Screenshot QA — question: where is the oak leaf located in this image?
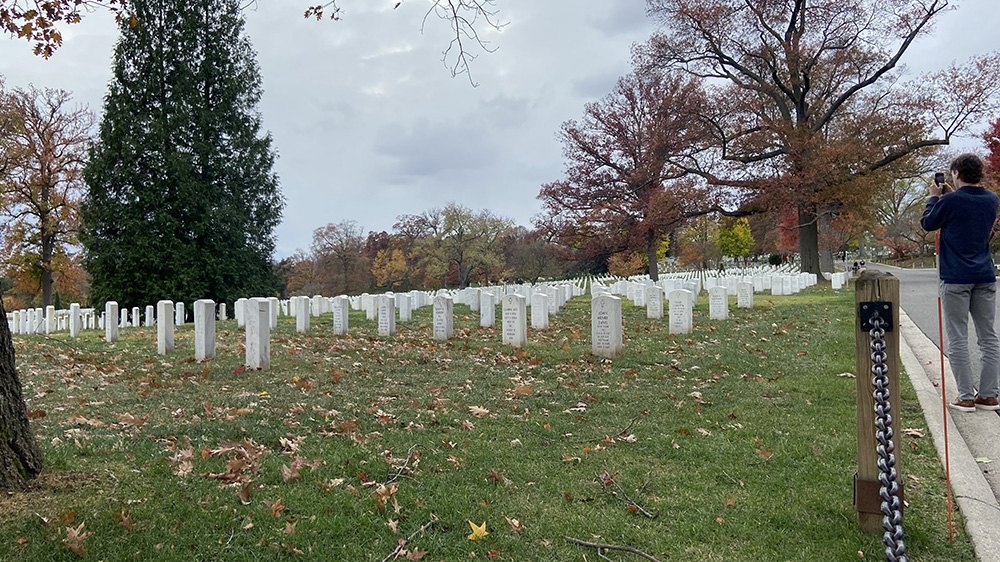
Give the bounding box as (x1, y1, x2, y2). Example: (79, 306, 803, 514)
(62, 522, 88, 556)
(115, 413, 146, 427)
(263, 498, 285, 518)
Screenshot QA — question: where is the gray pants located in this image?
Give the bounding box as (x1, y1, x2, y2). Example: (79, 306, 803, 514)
(941, 282, 1000, 400)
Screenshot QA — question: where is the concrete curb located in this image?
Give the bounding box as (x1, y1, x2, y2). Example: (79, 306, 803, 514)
(898, 308, 1000, 560)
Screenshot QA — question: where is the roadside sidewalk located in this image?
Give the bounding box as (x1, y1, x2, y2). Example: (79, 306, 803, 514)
(899, 308, 1000, 560)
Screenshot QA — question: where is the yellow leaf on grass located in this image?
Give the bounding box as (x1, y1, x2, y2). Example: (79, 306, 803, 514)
(468, 520, 489, 540)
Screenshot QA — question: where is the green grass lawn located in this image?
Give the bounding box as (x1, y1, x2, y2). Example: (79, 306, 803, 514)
(1, 284, 975, 561)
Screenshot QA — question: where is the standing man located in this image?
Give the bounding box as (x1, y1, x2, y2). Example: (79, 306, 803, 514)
(921, 153, 1000, 411)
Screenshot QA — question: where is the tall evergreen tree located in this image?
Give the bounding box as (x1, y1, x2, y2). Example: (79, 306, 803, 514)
(81, 0, 283, 309)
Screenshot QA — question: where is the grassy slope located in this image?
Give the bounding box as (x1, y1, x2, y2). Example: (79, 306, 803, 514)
(0, 284, 975, 561)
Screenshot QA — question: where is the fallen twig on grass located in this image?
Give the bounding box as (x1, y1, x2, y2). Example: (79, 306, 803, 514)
(563, 416, 640, 444)
(594, 471, 658, 518)
(383, 444, 420, 486)
(563, 535, 662, 562)
(379, 514, 438, 562)
(615, 416, 638, 438)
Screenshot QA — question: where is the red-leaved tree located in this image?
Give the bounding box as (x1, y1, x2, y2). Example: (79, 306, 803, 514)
(640, 0, 1000, 274)
(538, 70, 711, 281)
(984, 118, 1000, 189)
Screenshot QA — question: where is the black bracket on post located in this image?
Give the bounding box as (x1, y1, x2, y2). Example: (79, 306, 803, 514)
(859, 301, 893, 332)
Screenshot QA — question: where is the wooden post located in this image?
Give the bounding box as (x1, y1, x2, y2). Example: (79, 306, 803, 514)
(854, 270, 901, 531)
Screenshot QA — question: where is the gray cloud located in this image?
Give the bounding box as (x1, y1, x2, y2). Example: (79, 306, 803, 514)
(1, 0, 996, 258)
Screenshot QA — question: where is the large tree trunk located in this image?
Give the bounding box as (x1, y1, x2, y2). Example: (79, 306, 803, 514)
(646, 231, 659, 282)
(0, 298, 44, 490)
(818, 207, 835, 274)
(40, 271, 52, 308)
(798, 209, 821, 275)
(40, 191, 54, 308)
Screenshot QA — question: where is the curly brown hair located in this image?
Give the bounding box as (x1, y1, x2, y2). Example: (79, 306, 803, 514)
(950, 153, 985, 184)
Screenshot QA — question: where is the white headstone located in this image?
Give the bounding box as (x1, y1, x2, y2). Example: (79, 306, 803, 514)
(737, 281, 754, 309)
(245, 298, 270, 370)
(45, 305, 55, 334)
(546, 287, 558, 313)
(633, 283, 646, 307)
(268, 297, 279, 329)
(645, 285, 663, 319)
(668, 290, 693, 334)
(105, 301, 119, 343)
(684, 281, 700, 306)
(194, 299, 216, 361)
(530, 292, 549, 329)
(175, 302, 185, 325)
(771, 276, 784, 296)
(432, 295, 454, 340)
(332, 296, 349, 336)
(69, 303, 81, 338)
(157, 300, 174, 354)
(480, 291, 495, 328)
(145, 305, 155, 327)
(218, 303, 227, 320)
(119, 308, 128, 328)
(467, 288, 481, 312)
(501, 294, 527, 347)
(295, 295, 310, 333)
(362, 293, 376, 320)
(591, 294, 623, 358)
(377, 295, 397, 337)
(398, 294, 412, 322)
(235, 298, 247, 327)
(708, 286, 729, 320)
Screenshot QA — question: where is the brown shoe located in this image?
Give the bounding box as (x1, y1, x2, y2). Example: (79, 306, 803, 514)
(950, 398, 976, 412)
(975, 395, 1000, 411)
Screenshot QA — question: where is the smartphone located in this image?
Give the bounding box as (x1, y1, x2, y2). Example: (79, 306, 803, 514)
(935, 172, 945, 184)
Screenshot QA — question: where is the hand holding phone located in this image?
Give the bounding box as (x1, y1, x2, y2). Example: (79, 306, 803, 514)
(932, 172, 950, 196)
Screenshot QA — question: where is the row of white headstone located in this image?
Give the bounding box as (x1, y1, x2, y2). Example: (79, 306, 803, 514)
(95, 280, 588, 370)
(7, 304, 95, 336)
(585, 269, 834, 358)
(5, 298, 230, 338)
(7, 269, 841, 367)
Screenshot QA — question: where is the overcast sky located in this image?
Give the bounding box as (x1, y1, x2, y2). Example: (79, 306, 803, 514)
(2, 0, 998, 259)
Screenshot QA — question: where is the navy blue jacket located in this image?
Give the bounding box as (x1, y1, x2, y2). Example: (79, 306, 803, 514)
(920, 185, 999, 284)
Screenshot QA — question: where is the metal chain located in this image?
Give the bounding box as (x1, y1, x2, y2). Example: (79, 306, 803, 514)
(869, 312, 907, 562)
